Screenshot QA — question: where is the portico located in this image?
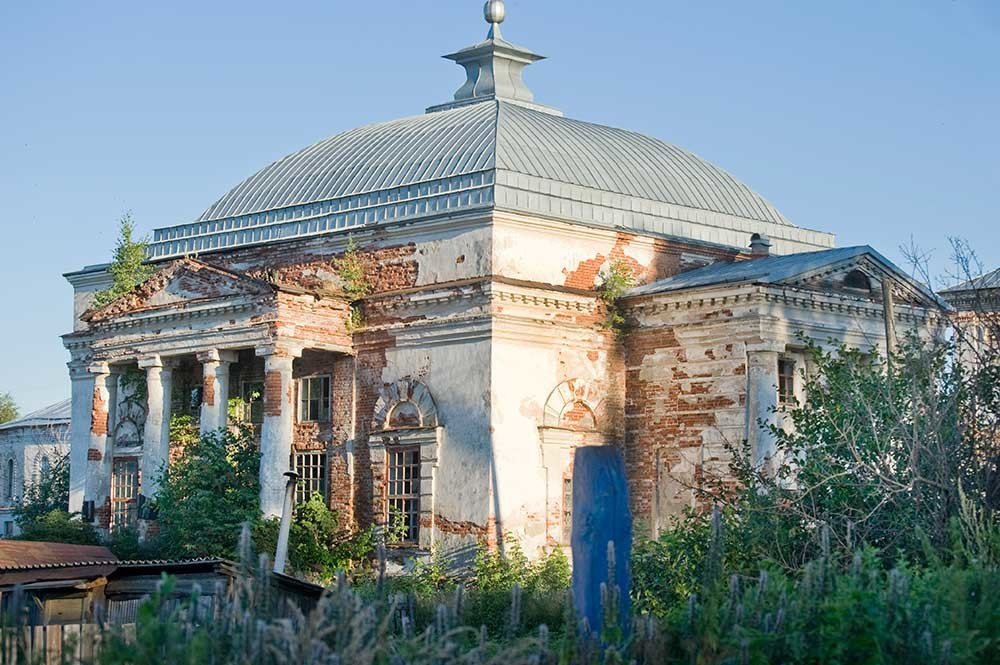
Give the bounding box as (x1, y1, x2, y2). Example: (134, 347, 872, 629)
(62, 258, 353, 532)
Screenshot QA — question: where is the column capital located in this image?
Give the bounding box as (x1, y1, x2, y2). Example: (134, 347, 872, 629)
(87, 361, 111, 376)
(255, 343, 304, 359)
(137, 355, 163, 370)
(745, 340, 785, 355)
(196, 349, 239, 364)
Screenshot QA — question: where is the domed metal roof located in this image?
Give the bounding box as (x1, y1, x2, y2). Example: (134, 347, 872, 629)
(148, 3, 833, 259)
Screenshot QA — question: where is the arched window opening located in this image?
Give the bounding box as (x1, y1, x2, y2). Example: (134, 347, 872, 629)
(5, 459, 13, 500)
(844, 269, 872, 293)
(40, 456, 51, 481)
(388, 401, 421, 429)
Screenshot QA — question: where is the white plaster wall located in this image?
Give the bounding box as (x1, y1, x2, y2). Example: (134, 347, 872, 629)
(489, 324, 615, 555)
(380, 333, 493, 559)
(492, 213, 658, 287)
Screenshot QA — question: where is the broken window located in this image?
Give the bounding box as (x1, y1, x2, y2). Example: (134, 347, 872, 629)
(293, 451, 328, 505)
(111, 458, 139, 530)
(299, 376, 331, 423)
(778, 358, 797, 406)
(386, 446, 420, 543)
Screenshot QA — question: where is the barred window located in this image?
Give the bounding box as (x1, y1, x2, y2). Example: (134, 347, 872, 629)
(386, 447, 420, 543)
(111, 458, 139, 530)
(778, 358, 796, 406)
(562, 476, 573, 544)
(299, 376, 331, 422)
(293, 451, 327, 505)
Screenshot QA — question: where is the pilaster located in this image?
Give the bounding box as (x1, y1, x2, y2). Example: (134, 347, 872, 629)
(745, 340, 784, 473)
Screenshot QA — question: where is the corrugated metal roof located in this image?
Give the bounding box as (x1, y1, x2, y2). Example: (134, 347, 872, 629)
(0, 399, 71, 431)
(193, 100, 788, 227)
(496, 103, 788, 225)
(627, 246, 868, 296)
(940, 267, 1000, 293)
(196, 102, 498, 223)
(0, 542, 116, 569)
(626, 245, 948, 309)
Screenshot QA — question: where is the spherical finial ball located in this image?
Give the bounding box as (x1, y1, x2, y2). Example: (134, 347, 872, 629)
(484, 0, 506, 25)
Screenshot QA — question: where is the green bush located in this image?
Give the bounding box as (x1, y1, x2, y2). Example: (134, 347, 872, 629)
(153, 426, 262, 560)
(13, 509, 100, 546)
(252, 492, 377, 584)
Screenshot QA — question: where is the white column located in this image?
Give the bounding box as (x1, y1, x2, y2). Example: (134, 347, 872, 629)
(198, 350, 236, 435)
(85, 365, 113, 515)
(256, 345, 300, 518)
(746, 341, 783, 473)
(138, 355, 172, 499)
(68, 361, 98, 514)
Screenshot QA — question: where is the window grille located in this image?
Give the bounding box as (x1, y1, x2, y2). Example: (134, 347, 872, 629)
(778, 358, 796, 406)
(386, 447, 420, 543)
(111, 458, 140, 530)
(299, 376, 331, 422)
(562, 476, 573, 544)
(293, 451, 328, 505)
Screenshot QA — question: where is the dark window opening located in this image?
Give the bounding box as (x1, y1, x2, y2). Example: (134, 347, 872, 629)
(299, 376, 331, 423)
(778, 358, 797, 406)
(844, 269, 872, 293)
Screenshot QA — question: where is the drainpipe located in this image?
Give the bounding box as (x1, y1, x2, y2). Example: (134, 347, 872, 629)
(273, 470, 300, 575)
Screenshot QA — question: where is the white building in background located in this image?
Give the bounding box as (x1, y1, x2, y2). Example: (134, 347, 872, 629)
(0, 400, 71, 537)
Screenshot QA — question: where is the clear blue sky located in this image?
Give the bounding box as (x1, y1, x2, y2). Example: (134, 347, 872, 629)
(1, 0, 997, 413)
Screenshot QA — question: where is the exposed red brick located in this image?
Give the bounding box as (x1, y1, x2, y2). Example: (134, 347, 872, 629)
(91, 386, 108, 436)
(87, 449, 102, 461)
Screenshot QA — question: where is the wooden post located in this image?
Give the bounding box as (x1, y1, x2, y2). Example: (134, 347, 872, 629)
(571, 446, 631, 638)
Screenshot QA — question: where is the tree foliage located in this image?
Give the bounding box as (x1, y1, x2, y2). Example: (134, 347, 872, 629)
(14, 510, 100, 545)
(93, 212, 155, 307)
(14, 451, 69, 527)
(597, 259, 637, 338)
(0, 393, 18, 424)
(153, 426, 262, 560)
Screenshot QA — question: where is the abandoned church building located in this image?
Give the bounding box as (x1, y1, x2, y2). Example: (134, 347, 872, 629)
(61, 3, 947, 558)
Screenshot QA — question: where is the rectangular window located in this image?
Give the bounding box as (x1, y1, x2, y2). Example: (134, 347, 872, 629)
(299, 376, 331, 422)
(242, 381, 265, 424)
(562, 476, 573, 545)
(111, 458, 140, 530)
(778, 358, 796, 406)
(293, 451, 328, 505)
(2, 522, 12, 538)
(386, 447, 420, 543)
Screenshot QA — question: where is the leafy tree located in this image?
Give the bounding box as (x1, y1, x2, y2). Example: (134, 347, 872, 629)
(93, 212, 155, 307)
(14, 510, 100, 545)
(0, 392, 18, 424)
(14, 452, 69, 526)
(153, 426, 262, 560)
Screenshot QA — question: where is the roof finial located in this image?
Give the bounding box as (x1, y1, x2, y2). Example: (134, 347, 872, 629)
(484, 0, 506, 40)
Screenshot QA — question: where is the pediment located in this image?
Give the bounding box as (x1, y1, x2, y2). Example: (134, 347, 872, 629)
(776, 254, 943, 309)
(84, 259, 275, 323)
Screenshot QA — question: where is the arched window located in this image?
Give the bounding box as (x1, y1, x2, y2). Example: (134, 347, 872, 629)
(844, 269, 872, 293)
(5, 459, 13, 500)
(40, 456, 51, 481)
